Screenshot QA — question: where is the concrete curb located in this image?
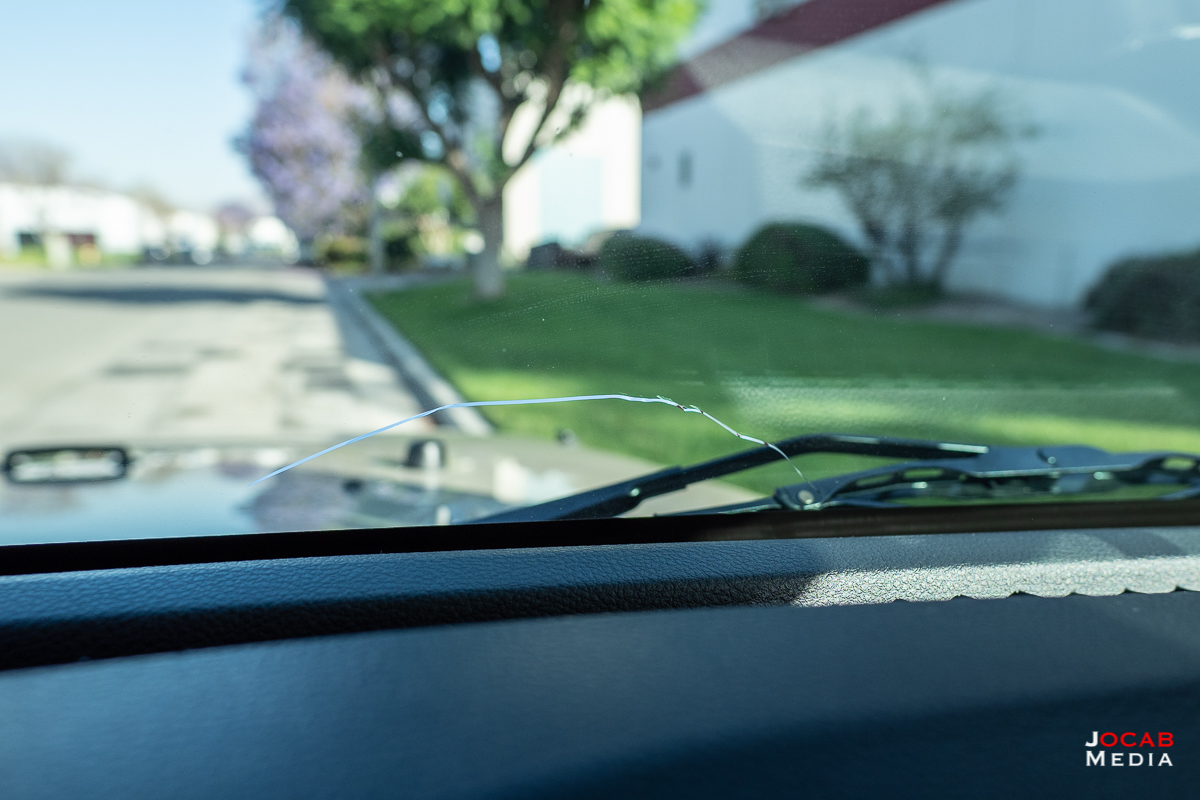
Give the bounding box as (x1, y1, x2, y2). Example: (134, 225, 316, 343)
(326, 278, 492, 435)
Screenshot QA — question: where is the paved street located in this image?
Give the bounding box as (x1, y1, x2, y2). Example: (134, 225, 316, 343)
(0, 266, 433, 453)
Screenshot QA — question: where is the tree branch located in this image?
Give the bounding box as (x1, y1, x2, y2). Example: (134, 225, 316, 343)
(510, 57, 569, 174)
(368, 54, 485, 205)
(930, 221, 964, 286)
(466, 45, 507, 109)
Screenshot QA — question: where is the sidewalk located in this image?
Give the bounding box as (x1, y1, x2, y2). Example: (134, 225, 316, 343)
(324, 274, 492, 435)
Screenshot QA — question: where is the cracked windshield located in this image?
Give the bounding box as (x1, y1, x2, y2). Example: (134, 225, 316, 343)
(4, 0, 1200, 543)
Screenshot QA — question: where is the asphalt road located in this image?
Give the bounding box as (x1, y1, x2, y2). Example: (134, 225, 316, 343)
(0, 266, 433, 453)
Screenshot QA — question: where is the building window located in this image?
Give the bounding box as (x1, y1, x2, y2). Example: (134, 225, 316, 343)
(678, 152, 693, 188)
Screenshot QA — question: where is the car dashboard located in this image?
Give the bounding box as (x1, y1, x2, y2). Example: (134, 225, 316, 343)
(1, 505, 1198, 797)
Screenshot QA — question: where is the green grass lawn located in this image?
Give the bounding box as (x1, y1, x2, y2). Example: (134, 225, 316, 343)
(370, 272, 1200, 495)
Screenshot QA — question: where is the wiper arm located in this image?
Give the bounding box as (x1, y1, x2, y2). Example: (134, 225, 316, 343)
(472, 434, 988, 524)
(770, 445, 1200, 510)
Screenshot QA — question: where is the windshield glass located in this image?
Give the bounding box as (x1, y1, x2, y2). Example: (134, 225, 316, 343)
(4, 0, 1200, 543)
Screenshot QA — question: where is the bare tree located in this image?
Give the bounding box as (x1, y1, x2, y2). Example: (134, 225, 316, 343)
(806, 75, 1034, 291)
(128, 184, 175, 218)
(0, 138, 72, 185)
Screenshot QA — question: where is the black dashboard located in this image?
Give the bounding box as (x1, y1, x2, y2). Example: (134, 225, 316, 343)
(1, 504, 1198, 797)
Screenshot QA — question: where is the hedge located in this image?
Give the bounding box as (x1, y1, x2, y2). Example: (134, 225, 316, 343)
(1086, 249, 1200, 342)
(599, 233, 693, 282)
(734, 223, 869, 294)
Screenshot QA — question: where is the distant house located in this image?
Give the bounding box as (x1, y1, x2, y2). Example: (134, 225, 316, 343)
(639, 0, 1200, 307)
(0, 183, 157, 265)
(0, 183, 221, 266)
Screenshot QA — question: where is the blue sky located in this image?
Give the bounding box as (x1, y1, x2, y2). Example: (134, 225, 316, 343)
(0, 0, 753, 213)
(1, 0, 264, 210)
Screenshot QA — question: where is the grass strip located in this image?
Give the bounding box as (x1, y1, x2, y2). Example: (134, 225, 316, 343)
(370, 272, 1200, 495)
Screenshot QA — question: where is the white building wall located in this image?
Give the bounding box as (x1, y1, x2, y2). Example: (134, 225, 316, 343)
(0, 186, 27, 258)
(640, 0, 1200, 306)
(247, 215, 300, 259)
(168, 209, 220, 252)
(503, 93, 642, 260)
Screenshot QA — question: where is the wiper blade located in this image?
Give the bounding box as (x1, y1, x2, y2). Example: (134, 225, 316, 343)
(771, 445, 1200, 510)
(472, 434, 988, 524)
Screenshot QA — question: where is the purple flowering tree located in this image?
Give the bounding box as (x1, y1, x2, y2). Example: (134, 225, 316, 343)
(236, 20, 368, 262)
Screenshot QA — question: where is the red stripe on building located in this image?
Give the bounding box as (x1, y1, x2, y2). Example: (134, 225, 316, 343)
(643, 0, 956, 112)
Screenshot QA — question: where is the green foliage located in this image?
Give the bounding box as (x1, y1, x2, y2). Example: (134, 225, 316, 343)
(318, 234, 367, 265)
(282, 0, 700, 187)
(394, 165, 473, 222)
(734, 223, 869, 294)
(358, 121, 424, 177)
(281, 0, 701, 296)
(380, 164, 477, 263)
(1086, 249, 1200, 343)
(599, 233, 692, 281)
(384, 234, 417, 268)
(283, 0, 699, 95)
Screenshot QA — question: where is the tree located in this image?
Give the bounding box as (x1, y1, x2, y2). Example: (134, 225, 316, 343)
(280, 0, 701, 298)
(214, 201, 256, 234)
(0, 138, 71, 185)
(373, 162, 477, 268)
(806, 75, 1034, 292)
(235, 19, 370, 262)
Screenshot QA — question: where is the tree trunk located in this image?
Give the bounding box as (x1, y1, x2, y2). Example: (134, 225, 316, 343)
(473, 194, 505, 300)
(368, 188, 385, 275)
(859, 215, 895, 286)
(898, 207, 922, 286)
(297, 237, 316, 266)
(930, 222, 964, 291)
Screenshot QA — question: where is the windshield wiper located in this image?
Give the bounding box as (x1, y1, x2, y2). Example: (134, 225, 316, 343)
(767, 444, 1200, 511)
(473, 436, 1200, 524)
(472, 434, 988, 523)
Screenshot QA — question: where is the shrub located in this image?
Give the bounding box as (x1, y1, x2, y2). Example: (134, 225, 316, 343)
(696, 239, 727, 274)
(318, 235, 367, 266)
(734, 223, 869, 294)
(1086, 249, 1200, 342)
(599, 233, 693, 282)
(384, 234, 417, 269)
